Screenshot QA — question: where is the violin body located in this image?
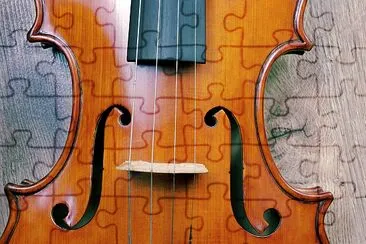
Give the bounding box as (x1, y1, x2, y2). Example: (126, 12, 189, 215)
(1, 0, 333, 243)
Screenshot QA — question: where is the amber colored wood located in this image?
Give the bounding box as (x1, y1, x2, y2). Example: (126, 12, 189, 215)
(0, 0, 333, 243)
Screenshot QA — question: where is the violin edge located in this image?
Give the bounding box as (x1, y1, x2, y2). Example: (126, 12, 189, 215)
(256, 0, 334, 201)
(255, 0, 333, 242)
(0, 0, 82, 242)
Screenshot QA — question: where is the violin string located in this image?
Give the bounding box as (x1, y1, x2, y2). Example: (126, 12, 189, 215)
(171, 0, 181, 242)
(150, 0, 162, 242)
(189, 0, 198, 239)
(128, 0, 144, 242)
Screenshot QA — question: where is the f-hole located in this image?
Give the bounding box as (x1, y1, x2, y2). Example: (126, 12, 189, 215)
(205, 106, 281, 236)
(51, 105, 131, 230)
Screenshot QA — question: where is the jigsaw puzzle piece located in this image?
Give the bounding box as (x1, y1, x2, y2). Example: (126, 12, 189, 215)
(204, 0, 297, 63)
(180, 82, 246, 163)
(326, 182, 366, 244)
(345, 47, 366, 93)
(264, 56, 321, 117)
(0, 78, 70, 146)
(268, 132, 321, 187)
(222, 0, 295, 67)
(0, 30, 67, 98)
(320, 80, 366, 162)
(296, 3, 366, 99)
(309, 0, 366, 63)
(35, 50, 73, 120)
(95, 0, 132, 48)
(297, 46, 353, 98)
(31, 128, 69, 180)
(47, 0, 74, 30)
(182, 114, 300, 240)
(198, 0, 245, 61)
(223, 1, 294, 46)
(96, 173, 203, 242)
(266, 96, 337, 149)
(43, 0, 120, 63)
(188, 182, 302, 243)
(5, 181, 116, 243)
(334, 146, 366, 197)
(0, 0, 38, 47)
(180, 73, 257, 115)
(75, 48, 132, 97)
(304, 2, 334, 46)
(263, 8, 335, 117)
(186, 183, 247, 243)
(3, 185, 58, 243)
(0, 130, 59, 185)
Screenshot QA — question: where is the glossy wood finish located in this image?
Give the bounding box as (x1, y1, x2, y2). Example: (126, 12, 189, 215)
(1, 0, 333, 243)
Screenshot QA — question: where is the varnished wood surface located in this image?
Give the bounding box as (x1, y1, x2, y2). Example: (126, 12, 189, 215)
(1, 0, 364, 242)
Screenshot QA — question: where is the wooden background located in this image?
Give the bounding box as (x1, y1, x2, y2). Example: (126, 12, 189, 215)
(0, 0, 365, 243)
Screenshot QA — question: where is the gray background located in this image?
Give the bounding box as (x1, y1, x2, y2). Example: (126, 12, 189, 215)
(0, 0, 365, 243)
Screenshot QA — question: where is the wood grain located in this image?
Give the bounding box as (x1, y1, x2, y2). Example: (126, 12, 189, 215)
(0, 0, 364, 243)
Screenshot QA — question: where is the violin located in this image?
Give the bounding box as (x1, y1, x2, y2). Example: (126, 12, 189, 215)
(1, 0, 333, 243)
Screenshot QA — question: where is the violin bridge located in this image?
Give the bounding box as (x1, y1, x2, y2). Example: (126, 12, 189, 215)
(116, 161, 208, 174)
